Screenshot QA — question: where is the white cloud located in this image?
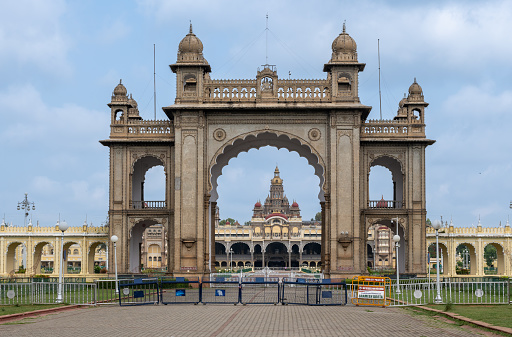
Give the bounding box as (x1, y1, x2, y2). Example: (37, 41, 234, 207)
(0, 0, 70, 74)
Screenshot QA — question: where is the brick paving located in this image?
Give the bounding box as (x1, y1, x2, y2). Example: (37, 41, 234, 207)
(1, 304, 496, 336)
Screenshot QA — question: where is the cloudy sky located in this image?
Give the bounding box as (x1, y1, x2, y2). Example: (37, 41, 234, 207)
(1, 0, 511, 228)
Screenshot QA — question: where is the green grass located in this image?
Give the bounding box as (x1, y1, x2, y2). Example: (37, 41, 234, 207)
(0, 304, 64, 316)
(426, 304, 512, 329)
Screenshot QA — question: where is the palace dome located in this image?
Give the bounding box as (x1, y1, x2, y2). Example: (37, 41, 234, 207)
(292, 201, 299, 208)
(409, 78, 423, 95)
(178, 24, 204, 54)
(330, 23, 358, 62)
(113, 80, 127, 97)
(254, 201, 262, 208)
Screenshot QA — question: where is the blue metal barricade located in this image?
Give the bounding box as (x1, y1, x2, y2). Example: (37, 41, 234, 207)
(281, 278, 347, 306)
(118, 278, 159, 306)
(201, 276, 240, 304)
(240, 277, 280, 305)
(160, 277, 201, 304)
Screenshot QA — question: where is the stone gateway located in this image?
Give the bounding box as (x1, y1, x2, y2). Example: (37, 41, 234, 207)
(100, 24, 435, 277)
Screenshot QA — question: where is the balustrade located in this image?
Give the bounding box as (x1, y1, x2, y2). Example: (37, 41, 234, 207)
(131, 201, 166, 210)
(368, 200, 404, 209)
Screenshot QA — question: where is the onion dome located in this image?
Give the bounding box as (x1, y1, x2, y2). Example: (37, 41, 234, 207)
(376, 196, 388, 208)
(127, 94, 142, 120)
(407, 78, 424, 102)
(111, 80, 128, 103)
(291, 201, 299, 208)
(254, 201, 262, 208)
(176, 23, 208, 64)
(330, 23, 358, 62)
(113, 79, 127, 96)
(409, 78, 423, 95)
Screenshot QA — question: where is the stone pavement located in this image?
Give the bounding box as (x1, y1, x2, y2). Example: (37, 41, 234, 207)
(1, 304, 498, 337)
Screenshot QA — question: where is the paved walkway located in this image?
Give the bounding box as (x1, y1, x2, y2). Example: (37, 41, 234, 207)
(1, 305, 497, 336)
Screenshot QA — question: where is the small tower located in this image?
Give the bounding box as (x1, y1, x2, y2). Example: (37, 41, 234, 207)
(170, 24, 211, 103)
(323, 23, 366, 102)
(108, 80, 129, 123)
(403, 78, 429, 124)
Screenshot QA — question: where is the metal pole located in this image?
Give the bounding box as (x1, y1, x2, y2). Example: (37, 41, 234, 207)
(395, 240, 400, 294)
(114, 242, 119, 294)
(434, 228, 442, 303)
(57, 230, 64, 303)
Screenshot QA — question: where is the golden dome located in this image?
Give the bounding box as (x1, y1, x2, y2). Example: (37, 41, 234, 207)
(272, 166, 283, 185)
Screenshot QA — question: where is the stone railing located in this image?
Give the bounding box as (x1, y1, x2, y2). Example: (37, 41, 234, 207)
(131, 200, 167, 210)
(361, 119, 425, 138)
(368, 200, 404, 209)
(110, 120, 173, 139)
(203, 78, 330, 103)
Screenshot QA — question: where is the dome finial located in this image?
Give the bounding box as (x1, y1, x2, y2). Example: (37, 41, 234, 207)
(342, 20, 346, 33)
(414, 77, 417, 83)
(189, 21, 193, 34)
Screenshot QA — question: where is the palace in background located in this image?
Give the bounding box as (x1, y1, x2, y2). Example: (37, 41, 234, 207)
(215, 167, 321, 269)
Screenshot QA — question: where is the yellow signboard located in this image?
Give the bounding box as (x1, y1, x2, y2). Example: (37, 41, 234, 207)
(351, 276, 391, 307)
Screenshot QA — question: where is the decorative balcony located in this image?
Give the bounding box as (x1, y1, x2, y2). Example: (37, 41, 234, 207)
(131, 201, 166, 210)
(367, 200, 404, 209)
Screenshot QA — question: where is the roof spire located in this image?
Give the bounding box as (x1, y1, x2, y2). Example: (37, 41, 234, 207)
(342, 20, 346, 33)
(189, 21, 193, 34)
(414, 77, 417, 83)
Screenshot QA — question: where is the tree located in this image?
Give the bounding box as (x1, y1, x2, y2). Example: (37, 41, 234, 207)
(219, 218, 237, 226)
(426, 218, 432, 227)
(484, 245, 497, 268)
(314, 212, 322, 222)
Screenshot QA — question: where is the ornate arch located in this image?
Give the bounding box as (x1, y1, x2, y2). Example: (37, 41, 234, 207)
(209, 130, 327, 202)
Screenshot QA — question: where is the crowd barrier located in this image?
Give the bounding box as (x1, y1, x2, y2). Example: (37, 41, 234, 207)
(160, 277, 201, 304)
(201, 276, 240, 304)
(240, 277, 280, 305)
(281, 278, 348, 306)
(118, 278, 159, 306)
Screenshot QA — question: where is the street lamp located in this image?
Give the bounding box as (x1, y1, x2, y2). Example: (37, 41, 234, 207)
(110, 235, 119, 295)
(431, 219, 443, 304)
(56, 220, 69, 303)
(393, 234, 401, 294)
(229, 248, 233, 272)
(17, 193, 35, 226)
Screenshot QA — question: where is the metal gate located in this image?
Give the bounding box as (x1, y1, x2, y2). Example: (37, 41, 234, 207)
(160, 277, 200, 304)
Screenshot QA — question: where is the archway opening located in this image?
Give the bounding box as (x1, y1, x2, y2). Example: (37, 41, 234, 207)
(140, 224, 166, 271)
(63, 242, 81, 274)
(210, 132, 325, 272)
(483, 243, 504, 275)
(455, 243, 476, 275)
(428, 242, 449, 275)
(6, 242, 26, 274)
(131, 156, 166, 209)
(366, 221, 406, 273)
(88, 242, 107, 274)
(33, 242, 54, 274)
(369, 156, 404, 209)
(129, 219, 162, 273)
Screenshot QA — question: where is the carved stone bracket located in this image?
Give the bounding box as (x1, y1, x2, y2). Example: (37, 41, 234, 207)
(182, 239, 196, 249)
(338, 232, 353, 251)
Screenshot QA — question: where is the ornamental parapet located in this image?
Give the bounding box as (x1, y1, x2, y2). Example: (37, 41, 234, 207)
(109, 119, 174, 140)
(202, 78, 331, 103)
(0, 224, 109, 236)
(426, 225, 512, 237)
(361, 118, 425, 139)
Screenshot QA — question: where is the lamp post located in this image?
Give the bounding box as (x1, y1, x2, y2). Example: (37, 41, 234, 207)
(17, 193, 35, 226)
(56, 220, 69, 303)
(392, 234, 401, 294)
(229, 248, 233, 272)
(432, 219, 443, 304)
(110, 235, 119, 294)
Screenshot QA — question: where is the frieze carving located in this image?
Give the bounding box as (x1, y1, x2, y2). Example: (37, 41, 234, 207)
(213, 128, 226, 141)
(208, 118, 327, 125)
(308, 128, 321, 141)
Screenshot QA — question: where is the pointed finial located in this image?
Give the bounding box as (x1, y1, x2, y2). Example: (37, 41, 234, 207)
(119, 79, 122, 84)
(189, 21, 193, 34)
(342, 20, 346, 33)
(414, 77, 417, 83)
